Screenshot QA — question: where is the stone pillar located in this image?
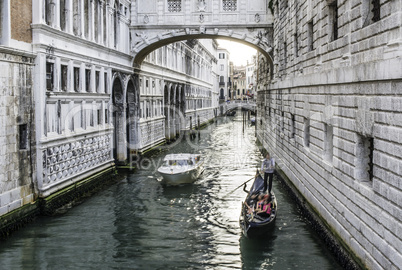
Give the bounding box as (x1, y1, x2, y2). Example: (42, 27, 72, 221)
(65, 0, 73, 34)
(54, 0, 61, 29)
(90, 65, 96, 93)
(32, 0, 44, 25)
(54, 57, 61, 91)
(99, 67, 105, 93)
(67, 60, 74, 92)
(80, 62, 85, 92)
(99, 1, 105, 45)
(80, 0, 85, 38)
(89, 0, 94, 41)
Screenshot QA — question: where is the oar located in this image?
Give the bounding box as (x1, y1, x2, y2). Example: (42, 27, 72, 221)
(223, 171, 258, 198)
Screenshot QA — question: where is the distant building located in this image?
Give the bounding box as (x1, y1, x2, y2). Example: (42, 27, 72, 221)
(217, 47, 230, 101)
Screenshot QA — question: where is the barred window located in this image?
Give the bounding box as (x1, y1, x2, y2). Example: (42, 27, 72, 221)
(167, 0, 181, 12)
(223, 0, 237, 11)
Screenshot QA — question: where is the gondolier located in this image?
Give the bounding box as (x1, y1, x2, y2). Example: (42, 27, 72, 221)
(260, 152, 275, 194)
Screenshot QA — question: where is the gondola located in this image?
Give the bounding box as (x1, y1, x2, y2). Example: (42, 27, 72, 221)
(239, 170, 277, 238)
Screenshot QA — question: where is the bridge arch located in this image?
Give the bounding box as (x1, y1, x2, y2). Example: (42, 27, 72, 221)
(132, 33, 273, 68)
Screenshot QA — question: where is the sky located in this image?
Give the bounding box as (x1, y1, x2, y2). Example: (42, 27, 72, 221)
(217, 39, 257, 66)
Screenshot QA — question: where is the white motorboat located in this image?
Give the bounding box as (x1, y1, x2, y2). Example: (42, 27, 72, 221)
(157, 153, 204, 185)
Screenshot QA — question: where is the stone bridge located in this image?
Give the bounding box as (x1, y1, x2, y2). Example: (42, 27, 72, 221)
(130, 0, 274, 67)
(221, 100, 256, 115)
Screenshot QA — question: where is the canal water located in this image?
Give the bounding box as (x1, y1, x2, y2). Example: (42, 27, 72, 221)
(0, 112, 343, 269)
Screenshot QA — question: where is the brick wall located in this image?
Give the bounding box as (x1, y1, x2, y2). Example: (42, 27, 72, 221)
(257, 0, 402, 269)
(10, 0, 32, 43)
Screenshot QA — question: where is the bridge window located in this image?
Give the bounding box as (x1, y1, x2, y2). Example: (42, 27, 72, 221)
(223, 0, 237, 11)
(167, 0, 182, 12)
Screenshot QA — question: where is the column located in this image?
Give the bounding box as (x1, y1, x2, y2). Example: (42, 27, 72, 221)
(99, 1, 105, 45)
(67, 60, 74, 92)
(80, 0, 85, 38)
(89, 0, 94, 41)
(54, 0, 61, 29)
(54, 57, 61, 91)
(99, 67, 105, 93)
(80, 63, 85, 92)
(65, 0, 73, 34)
(32, 0, 44, 24)
(90, 65, 96, 93)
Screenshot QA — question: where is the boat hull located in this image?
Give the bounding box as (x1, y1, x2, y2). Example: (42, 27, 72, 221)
(239, 171, 278, 238)
(158, 165, 204, 185)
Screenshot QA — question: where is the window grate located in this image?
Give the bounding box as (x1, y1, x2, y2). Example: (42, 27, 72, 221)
(223, 0, 237, 11)
(167, 0, 182, 12)
(372, 0, 380, 22)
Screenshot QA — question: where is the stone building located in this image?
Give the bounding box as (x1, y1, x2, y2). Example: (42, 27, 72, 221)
(0, 0, 220, 221)
(256, 0, 402, 269)
(136, 38, 218, 153)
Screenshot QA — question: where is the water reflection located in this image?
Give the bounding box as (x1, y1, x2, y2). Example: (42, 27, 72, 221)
(0, 112, 343, 269)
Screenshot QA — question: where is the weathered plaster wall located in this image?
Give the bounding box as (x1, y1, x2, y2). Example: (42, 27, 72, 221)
(0, 47, 36, 216)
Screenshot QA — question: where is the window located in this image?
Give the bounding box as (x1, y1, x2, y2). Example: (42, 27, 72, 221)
(95, 71, 100, 92)
(283, 42, 287, 66)
(97, 109, 101, 125)
(220, 64, 224, 71)
(61, 65, 68, 91)
(355, 135, 374, 183)
(307, 21, 314, 51)
(74, 67, 80, 92)
(105, 109, 109, 124)
(329, 1, 338, 41)
(219, 53, 225, 59)
(104, 72, 108, 93)
(304, 118, 310, 147)
(19, 124, 28, 150)
(223, 0, 237, 11)
(290, 114, 295, 138)
(294, 33, 299, 57)
(363, 0, 381, 27)
(46, 62, 54, 91)
(85, 69, 91, 92)
(324, 124, 333, 162)
(167, 0, 182, 12)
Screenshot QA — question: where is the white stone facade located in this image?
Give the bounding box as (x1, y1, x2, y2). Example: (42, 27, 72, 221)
(31, 0, 134, 196)
(139, 39, 218, 152)
(256, 0, 402, 269)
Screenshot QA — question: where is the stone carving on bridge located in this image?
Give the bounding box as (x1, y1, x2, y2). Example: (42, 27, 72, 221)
(197, 0, 206, 12)
(143, 14, 149, 24)
(255, 13, 261, 23)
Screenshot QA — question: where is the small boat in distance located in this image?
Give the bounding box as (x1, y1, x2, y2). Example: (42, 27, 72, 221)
(239, 170, 277, 238)
(157, 153, 204, 185)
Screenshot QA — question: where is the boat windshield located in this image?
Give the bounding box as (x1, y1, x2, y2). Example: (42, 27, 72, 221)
(163, 159, 189, 166)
